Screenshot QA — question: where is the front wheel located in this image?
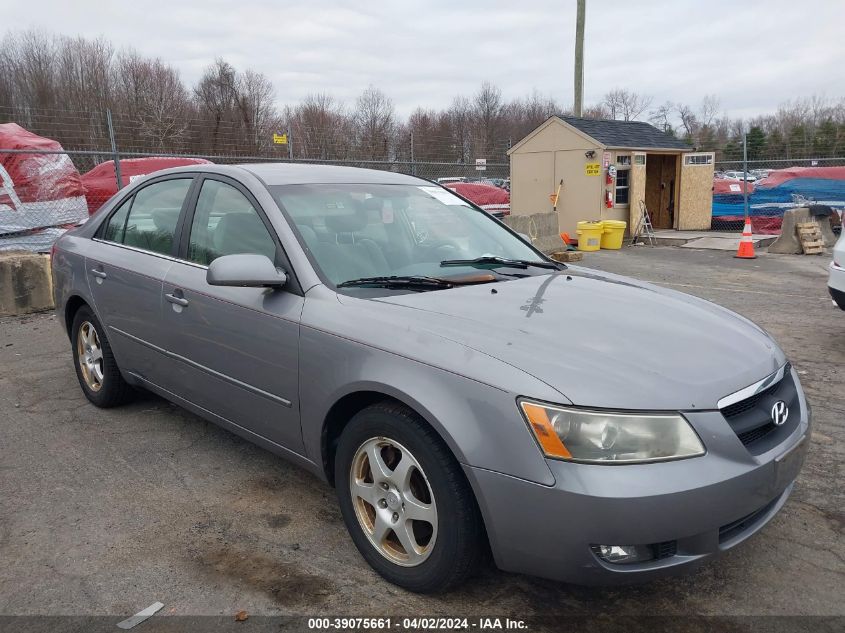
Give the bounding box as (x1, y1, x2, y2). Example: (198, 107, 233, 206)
(335, 402, 485, 593)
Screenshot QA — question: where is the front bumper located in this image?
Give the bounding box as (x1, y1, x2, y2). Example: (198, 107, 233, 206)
(830, 261, 845, 309)
(467, 388, 810, 585)
(829, 286, 845, 311)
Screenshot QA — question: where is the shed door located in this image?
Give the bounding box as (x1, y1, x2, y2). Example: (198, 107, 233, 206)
(678, 152, 716, 230)
(628, 153, 647, 233)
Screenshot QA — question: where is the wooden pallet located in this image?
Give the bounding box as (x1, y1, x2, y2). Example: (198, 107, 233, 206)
(549, 249, 584, 263)
(796, 221, 825, 255)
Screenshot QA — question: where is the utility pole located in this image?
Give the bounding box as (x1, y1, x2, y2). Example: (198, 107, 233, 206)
(574, 0, 586, 117)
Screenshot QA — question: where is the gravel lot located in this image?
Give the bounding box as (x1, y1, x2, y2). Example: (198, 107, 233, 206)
(0, 247, 842, 624)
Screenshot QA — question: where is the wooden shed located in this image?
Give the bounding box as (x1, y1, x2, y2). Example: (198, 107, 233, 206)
(508, 116, 715, 237)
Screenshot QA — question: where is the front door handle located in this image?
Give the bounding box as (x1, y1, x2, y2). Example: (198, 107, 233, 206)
(165, 293, 189, 307)
(90, 268, 107, 279)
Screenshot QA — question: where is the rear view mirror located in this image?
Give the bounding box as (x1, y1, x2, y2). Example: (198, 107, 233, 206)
(207, 254, 287, 288)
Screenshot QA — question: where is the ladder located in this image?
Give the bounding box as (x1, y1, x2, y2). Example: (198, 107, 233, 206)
(630, 200, 656, 246)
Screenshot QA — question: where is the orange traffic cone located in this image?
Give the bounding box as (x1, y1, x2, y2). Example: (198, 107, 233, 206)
(735, 219, 757, 259)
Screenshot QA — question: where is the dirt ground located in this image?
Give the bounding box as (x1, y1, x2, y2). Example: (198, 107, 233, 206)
(0, 246, 842, 625)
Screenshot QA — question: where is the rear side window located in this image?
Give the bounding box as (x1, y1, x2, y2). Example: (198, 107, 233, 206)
(101, 178, 191, 256)
(187, 179, 277, 266)
(102, 197, 132, 243)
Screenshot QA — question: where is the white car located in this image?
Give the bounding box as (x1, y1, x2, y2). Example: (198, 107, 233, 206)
(830, 227, 845, 310)
(723, 170, 758, 182)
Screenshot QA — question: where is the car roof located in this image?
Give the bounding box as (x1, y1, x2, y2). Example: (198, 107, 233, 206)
(153, 162, 431, 186)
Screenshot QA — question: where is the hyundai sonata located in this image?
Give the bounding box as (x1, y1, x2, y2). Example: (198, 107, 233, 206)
(51, 163, 810, 593)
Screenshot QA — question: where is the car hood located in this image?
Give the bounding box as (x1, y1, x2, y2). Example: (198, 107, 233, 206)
(372, 268, 784, 410)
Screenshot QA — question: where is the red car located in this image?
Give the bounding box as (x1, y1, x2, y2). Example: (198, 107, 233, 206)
(443, 182, 510, 217)
(81, 157, 211, 214)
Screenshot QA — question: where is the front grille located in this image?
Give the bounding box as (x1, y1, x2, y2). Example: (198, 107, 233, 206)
(719, 497, 779, 543)
(737, 422, 777, 445)
(721, 381, 780, 419)
(720, 365, 799, 454)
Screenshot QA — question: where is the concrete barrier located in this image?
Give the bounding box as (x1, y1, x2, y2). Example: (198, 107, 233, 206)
(503, 212, 562, 253)
(0, 251, 54, 316)
(768, 207, 837, 254)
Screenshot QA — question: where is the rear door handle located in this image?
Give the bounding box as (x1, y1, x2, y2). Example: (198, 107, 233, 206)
(90, 268, 107, 279)
(165, 293, 189, 307)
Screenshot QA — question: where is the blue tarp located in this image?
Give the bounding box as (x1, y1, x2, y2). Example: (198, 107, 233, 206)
(712, 177, 845, 217)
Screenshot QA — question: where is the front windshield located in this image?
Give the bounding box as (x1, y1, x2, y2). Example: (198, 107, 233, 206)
(270, 183, 548, 287)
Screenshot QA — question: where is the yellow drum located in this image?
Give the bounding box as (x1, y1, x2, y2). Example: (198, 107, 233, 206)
(600, 220, 627, 249)
(576, 221, 603, 252)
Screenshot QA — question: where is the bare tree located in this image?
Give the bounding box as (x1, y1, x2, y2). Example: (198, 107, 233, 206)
(193, 59, 238, 152)
(447, 95, 473, 163)
(675, 102, 698, 140)
(405, 107, 441, 162)
(4, 28, 845, 168)
(289, 93, 353, 160)
(8, 30, 58, 111)
(699, 95, 720, 128)
(582, 103, 610, 120)
(236, 69, 277, 152)
(472, 81, 504, 158)
(649, 101, 675, 134)
(353, 85, 395, 161)
(602, 88, 652, 121)
(113, 51, 191, 150)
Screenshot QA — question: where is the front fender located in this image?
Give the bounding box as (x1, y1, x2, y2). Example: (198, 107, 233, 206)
(298, 290, 559, 486)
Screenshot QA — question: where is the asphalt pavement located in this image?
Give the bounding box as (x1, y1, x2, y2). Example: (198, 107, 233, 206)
(0, 246, 842, 625)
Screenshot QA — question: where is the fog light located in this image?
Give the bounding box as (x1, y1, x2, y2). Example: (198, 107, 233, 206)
(592, 544, 655, 564)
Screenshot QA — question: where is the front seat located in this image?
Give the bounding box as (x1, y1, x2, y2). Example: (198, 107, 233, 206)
(213, 212, 277, 262)
(320, 205, 390, 283)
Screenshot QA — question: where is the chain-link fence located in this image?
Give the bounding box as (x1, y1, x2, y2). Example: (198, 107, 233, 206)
(711, 157, 845, 233)
(0, 106, 509, 251)
(4, 105, 845, 250)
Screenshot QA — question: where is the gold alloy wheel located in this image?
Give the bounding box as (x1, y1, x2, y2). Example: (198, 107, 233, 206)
(77, 321, 104, 392)
(350, 437, 438, 567)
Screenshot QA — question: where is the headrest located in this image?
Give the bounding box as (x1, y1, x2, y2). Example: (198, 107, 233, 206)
(325, 210, 367, 233)
(152, 208, 179, 233)
(362, 197, 383, 212)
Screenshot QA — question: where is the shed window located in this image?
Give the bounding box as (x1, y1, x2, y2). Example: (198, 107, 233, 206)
(616, 155, 632, 166)
(634, 154, 646, 166)
(684, 153, 713, 165)
(615, 168, 630, 205)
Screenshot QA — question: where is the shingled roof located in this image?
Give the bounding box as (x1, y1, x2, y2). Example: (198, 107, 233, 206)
(560, 116, 690, 150)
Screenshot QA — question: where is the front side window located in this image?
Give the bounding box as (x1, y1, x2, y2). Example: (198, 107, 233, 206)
(102, 178, 191, 256)
(270, 183, 545, 288)
(187, 179, 277, 266)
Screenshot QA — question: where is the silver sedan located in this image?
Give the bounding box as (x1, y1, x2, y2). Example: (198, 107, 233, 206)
(52, 163, 810, 592)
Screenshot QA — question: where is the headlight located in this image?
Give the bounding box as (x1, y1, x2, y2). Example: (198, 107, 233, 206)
(519, 400, 705, 464)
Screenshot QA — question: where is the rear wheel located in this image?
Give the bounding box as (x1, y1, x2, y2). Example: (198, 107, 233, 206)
(71, 306, 134, 407)
(335, 402, 485, 593)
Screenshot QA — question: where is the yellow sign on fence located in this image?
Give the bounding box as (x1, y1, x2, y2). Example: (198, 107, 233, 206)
(273, 133, 288, 145)
(585, 162, 601, 176)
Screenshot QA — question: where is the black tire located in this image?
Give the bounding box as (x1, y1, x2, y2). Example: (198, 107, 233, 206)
(335, 401, 485, 593)
(70, 305, 134, 408)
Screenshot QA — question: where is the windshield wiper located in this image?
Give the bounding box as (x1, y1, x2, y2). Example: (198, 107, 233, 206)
(440, 256, 562, 270)
(337, 275, 456, 290)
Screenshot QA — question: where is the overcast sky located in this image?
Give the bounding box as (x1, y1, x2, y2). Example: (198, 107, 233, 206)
(3, 0, 844, 119)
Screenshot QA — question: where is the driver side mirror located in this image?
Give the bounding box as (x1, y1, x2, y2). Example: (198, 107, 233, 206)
(207, 254, 288, 288)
